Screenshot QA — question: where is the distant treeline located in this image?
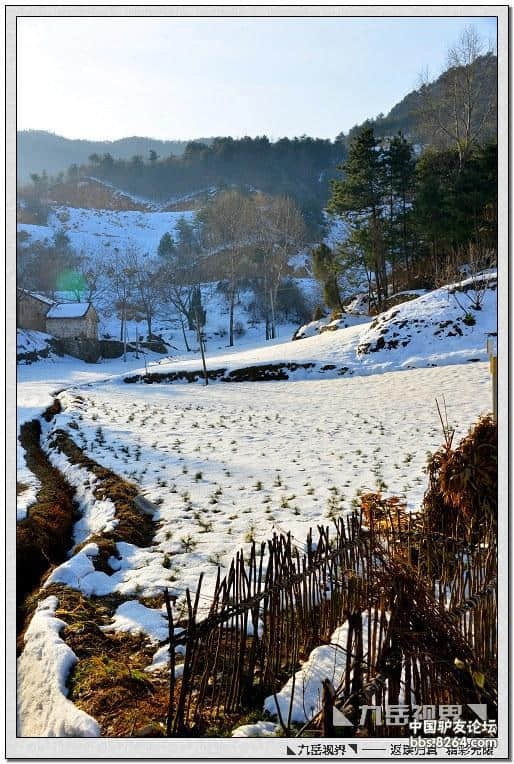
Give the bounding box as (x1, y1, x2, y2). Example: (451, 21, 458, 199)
(19, 46, 496, 229)
(24, 136, 347, 230)
(17, 131, 212, 183)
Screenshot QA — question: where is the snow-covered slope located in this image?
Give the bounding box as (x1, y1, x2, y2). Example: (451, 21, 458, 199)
(356, 272, 496, 365)
(111, 272, 496, 383)
(18, 206, 196, 260)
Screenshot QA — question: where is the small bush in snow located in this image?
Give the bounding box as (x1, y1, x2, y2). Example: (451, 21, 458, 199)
(180, 535, 197, 553)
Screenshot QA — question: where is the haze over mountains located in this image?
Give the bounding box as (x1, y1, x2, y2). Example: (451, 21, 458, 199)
(17, 133, 214, 183)
(17, 53, 497, 186)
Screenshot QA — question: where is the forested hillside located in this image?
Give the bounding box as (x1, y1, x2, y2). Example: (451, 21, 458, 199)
(344, 51, 497, 147)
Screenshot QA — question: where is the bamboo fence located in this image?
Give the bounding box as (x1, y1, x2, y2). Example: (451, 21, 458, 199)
(162, 510, 496, 735)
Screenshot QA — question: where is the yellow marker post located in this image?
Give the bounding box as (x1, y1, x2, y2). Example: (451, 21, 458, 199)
(486, 337, 497, 421)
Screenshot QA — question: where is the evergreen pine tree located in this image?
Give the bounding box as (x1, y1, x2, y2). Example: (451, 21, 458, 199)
(189, 286, 206, 328)
(157, 232, 176, 261)
(328, 126, 389, 305)
(384, 132, 417, 284)
(311, 243, 343, 312)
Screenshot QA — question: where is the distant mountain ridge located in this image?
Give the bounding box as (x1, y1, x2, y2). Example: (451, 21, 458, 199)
(18, 51, 497, 213)
(17, 131, 214, 183)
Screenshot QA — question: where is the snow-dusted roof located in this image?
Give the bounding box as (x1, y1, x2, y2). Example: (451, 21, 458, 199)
(18, 290, 55, 306)
(46, 302, 92, 319)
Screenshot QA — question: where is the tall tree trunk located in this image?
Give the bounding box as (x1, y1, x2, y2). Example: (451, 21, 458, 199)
(195, 310, 208, 386)
(269, 288, 276, 340)
(402, 196, 409, 276)
(381, 253, 388, 299)
(123, 315, 128, 362)
(229, 286, 235, 347)
(374, 258, 383, 308)
(179, 312, 191, 352)
(120, 303, 125, 342)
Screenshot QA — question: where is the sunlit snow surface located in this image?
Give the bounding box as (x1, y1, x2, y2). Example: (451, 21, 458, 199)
(44, 363, 490, 605)
(18, 206, 196, 261)
(15, 271, 496, 738)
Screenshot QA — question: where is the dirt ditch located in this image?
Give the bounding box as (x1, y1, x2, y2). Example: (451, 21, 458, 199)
(17, 395, 174, 735)
(124, 361, 319, 385)
(17, 396, 156, 634)
(17, 402, 79, 632)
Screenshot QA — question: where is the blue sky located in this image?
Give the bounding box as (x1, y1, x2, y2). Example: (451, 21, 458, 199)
(17, 16, 497, 142)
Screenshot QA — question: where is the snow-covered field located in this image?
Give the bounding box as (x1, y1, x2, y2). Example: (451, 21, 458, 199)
(15, 269, 497, 738)
(45, 361, 491, 596)
(17, 359, 491, 737)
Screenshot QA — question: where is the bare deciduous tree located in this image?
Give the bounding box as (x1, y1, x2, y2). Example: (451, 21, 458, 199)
(256, 194, 307, 339)
(105, 251, 136, 344)
(125, 245, 161, 341)
(156, 220, 202, 352)
(199, 190, 256, 346)
(418, 26, 496, 165)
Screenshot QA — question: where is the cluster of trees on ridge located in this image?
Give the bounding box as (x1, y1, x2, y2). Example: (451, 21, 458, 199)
(23, 136, 343, 231)
(18, 26, 498, 334)
(314, 27, 497, 313)
(20, 28, 497, 232)
(17, 190, 311, 347)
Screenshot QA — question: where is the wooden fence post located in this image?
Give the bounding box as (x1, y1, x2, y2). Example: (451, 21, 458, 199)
(487, 336, 497, 421)
(163, 588, 175, 737)
(322, 679, 336, 736)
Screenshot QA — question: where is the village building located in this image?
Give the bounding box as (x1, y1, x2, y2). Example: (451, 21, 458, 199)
(16, 290, 56, 332)
(45, 303, 99, 340)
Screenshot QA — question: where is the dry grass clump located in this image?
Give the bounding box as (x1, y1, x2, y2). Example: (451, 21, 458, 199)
(360, 492, 418, 565)
(423, 414, 497, 544)
(375, 559, 496, 711)
(69, 650, 168, 737)
(360, 492, 409, 533)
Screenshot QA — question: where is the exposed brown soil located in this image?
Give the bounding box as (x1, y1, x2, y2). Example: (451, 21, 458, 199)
(48, 428, 155, 548)
(124, 361, 317, 385)
(17, 396, 156, 637)
(17, 414, 79, 632)
(21, 582, 170, 737)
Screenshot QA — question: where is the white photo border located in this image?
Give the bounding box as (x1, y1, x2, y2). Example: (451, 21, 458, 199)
(5, 5, 509, 759)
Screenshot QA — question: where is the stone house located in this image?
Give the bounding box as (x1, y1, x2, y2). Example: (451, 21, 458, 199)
(45, 303, 99, 340)
(17, 290, 56, 332)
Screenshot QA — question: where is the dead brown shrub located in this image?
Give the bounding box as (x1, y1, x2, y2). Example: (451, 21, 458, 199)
(423, 415, 497, 544)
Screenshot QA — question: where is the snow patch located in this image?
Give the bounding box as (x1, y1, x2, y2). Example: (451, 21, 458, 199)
(47, 302, 91, 319)
(263, 610, 387, 725)
(232, 720, 279, 737)
(17, 596, 100, 737)
(102, 600, 169, 644)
